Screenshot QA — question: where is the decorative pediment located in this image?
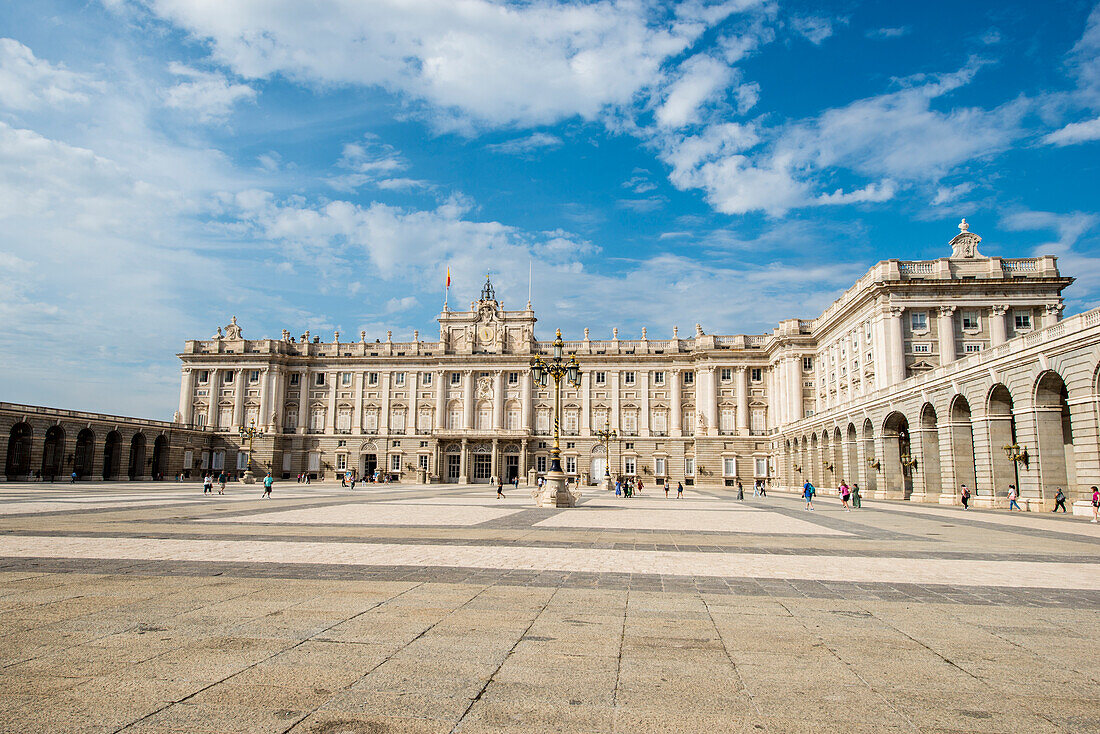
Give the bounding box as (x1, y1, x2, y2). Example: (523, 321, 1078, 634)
(949, 219, 985, 259)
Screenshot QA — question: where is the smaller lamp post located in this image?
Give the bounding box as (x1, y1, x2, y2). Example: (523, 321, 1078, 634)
(1003, 443, 1027, 501)
(237, 419, 264, 484)
(594, 427, 617, 491)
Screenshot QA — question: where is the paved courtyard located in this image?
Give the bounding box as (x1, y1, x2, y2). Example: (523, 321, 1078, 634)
(0, 480, 1096, 733)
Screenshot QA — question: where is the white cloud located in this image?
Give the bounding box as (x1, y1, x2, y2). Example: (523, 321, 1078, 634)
(0, 38, 95, 110)
(385, 296, 418, 313)
(816, 180, 897, 205)
(790, 15, 844, 45)
(932, 182, 975, 205)
(132, 0, 768, 130)
(163, 62, 256, 121)
(866, 27, 910, 40)
(655, 54, 734, 128)
(1043, 116, 1100, 146)
(328, 135, 428, 191)
(485, 132, 563, 155)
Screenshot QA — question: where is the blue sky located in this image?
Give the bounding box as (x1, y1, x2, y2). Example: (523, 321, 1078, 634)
(2, 0, 1100, 418)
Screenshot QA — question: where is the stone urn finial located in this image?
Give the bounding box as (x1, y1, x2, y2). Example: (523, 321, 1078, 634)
(958, 218, 969, 232)
(613, 327, 618, 339)
(414, 330, 419, 342)
(695, 323, 703, 337)
(673, 326, 679, 338)
(386, 330, 392, 342)
(360, 330, 366, 342)
(334, 330, 340, 343)
(642, 327, 647, 339)
(584, 327, 590, 339)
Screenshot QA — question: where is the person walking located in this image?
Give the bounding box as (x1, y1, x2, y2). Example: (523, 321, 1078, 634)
(1052, 487, 1067, 513)
(1091, 486, 1099, 523)
(218, 471, 227, 495)
(203, 473, 213, 494)
(838, 481, 851, 511)
(759, 480, 767, 498)
(960, 484, 970, 510)
(802, 480, 815, 510)
(70, 471, 77, 484)
(752, 480, 759, 498)
(850, 483, 861, 509)
(496, 477, 505, 499)
(664, 481, 669, 498)
(737, 480, 744, 501)
(676, 481, 684, 498)
(1008, 484, 1022, 511)
(262, 474, 273, 498)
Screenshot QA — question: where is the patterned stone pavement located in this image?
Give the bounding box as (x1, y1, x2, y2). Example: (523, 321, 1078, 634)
(0, 480, 1097, 733)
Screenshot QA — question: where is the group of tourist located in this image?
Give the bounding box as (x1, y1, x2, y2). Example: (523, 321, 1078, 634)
(800, 480, 862, 511)
(197, 471, 273, 497)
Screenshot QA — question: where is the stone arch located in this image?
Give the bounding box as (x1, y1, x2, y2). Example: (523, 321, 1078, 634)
(832, 426, 845, 485)
(820, 429, 832, 487)
(845, 423, 859, 489)
(882, 411, 912, 498)
(151, 434, 169, 480)
(799, 435, 809, 484)
(947, 395, 977, 499)
(41, 425, 65, 481)
(862, 418, 877, 493)
(918, 403, 943, 498)
(986, 383, 1018, 498)
(809, 432, 819, 486)
(127, 432, 147, 480)
(1033, 370, 1075, 501)
(74, 428, 95, 479)
(5, 422, 32, 479)
(102, 430, 122, 480)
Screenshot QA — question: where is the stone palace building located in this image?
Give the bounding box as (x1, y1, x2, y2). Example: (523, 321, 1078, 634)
(4, 220, 1100, 508)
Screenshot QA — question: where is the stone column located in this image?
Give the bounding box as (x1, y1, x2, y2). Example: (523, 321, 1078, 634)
(522, 371, 534, 430)
(493, 371, 504, 430)
(736, 367, 749, 434)
(178, 369, 194, 425)
(297, 369, 309, 434)
(580, 372, 591, 434)
(353, 372, 364, 433)
(462, 370, 475, 429)
(990, 305, 1008, 346)
(232, 369, 245, 430)
(326, 371, 337, 434)
(206, 368, 220, 429)
(938, 306, 957, 365)
(1042, 303, 1064, 328)
(887, 307, 906, 385)
(258, 367, 271, 428)
(520, 439, 529, 482)
(491, 438, 499, 481)
(459, 437, 469, 484)
(611, 371, 621, 431)
(786, 357, 801, 425)
(435, 370, 446, 429)
(640, 370, 650, 437)
(379, 373, 391, 434)
(670, 369, 682, 438)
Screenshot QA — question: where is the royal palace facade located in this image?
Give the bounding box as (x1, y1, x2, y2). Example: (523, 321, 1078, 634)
(5, 220, 1100, 508)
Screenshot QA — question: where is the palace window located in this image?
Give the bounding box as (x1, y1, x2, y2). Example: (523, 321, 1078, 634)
(451, 372, 462, 385)
(565, 456, 577, 474)
(962, 311, 980, 330)
(315, 373, 326, 387)
(418, 409, 431, 431)
(720, 407, 735, 433)
(418, 454, 429, 470)
(448, 408, 462, 429)
(477, 406, 491, 430)
(224, 371, 234, 384)
(394, 372, 405, 387)
(750, 368, 762, 382)
(622, 412, 637, 435)
(803, 357, 813, 371)
(506, 408, 520, 430)
(755, 458, 768, 476)
(363, 410, 378, 432)
(341, 372, 352, 386)
(336, 454, 347, 471)
(196, 370, 209, 384)
(623, 372, 635, 385)
(910, 311, 928, 332)
(536, 411, 550, 434)
(964, 343, 983, 353)
(682, 372, 694, 385)
(654, 457, 666, 476)
(336, 410, 351, 433)
(310, 409, 325, 431)
(289, 372, 299, 386)
(720, 368, 732, 382)
(391, 409, 406, 433)
(723, 457, 736, 476)
(564, 411, 578, 434)
(390, 454, 401, 472)
(536, 455, 547, 472)
(367, 372, 378, 386)
(912, 343, 931, 354)
(508, 372, 519, 385)
(624, 457, 636, 475)
(594, 371, 607, 385)
(685, 457, 695, 476)
(653, 371, 665, 385)
(1014, 311, 1032, 330)
(652, 411, 667, 434)
(421, 372, 432, 386)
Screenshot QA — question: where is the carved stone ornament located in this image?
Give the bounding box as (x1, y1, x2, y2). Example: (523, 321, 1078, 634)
(949, 218, 984, 259)
(476, 376, 493, 400)
(224, 316, 242, 340)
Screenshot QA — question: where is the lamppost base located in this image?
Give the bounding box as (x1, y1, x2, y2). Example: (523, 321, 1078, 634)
(602, 474, 613, 492)
(240, 470, 257, 485)
(535, 470, 578, 507)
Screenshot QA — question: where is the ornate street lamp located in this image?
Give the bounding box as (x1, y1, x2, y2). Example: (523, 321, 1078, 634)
(530, 329, 582, 506)
(1003, 443, 1028, 499)
(594, 427, 617, 490)
(237, 418, 264, 484)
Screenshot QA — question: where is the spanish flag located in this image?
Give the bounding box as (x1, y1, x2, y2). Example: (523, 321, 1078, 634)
(446, 267, 451, 287)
